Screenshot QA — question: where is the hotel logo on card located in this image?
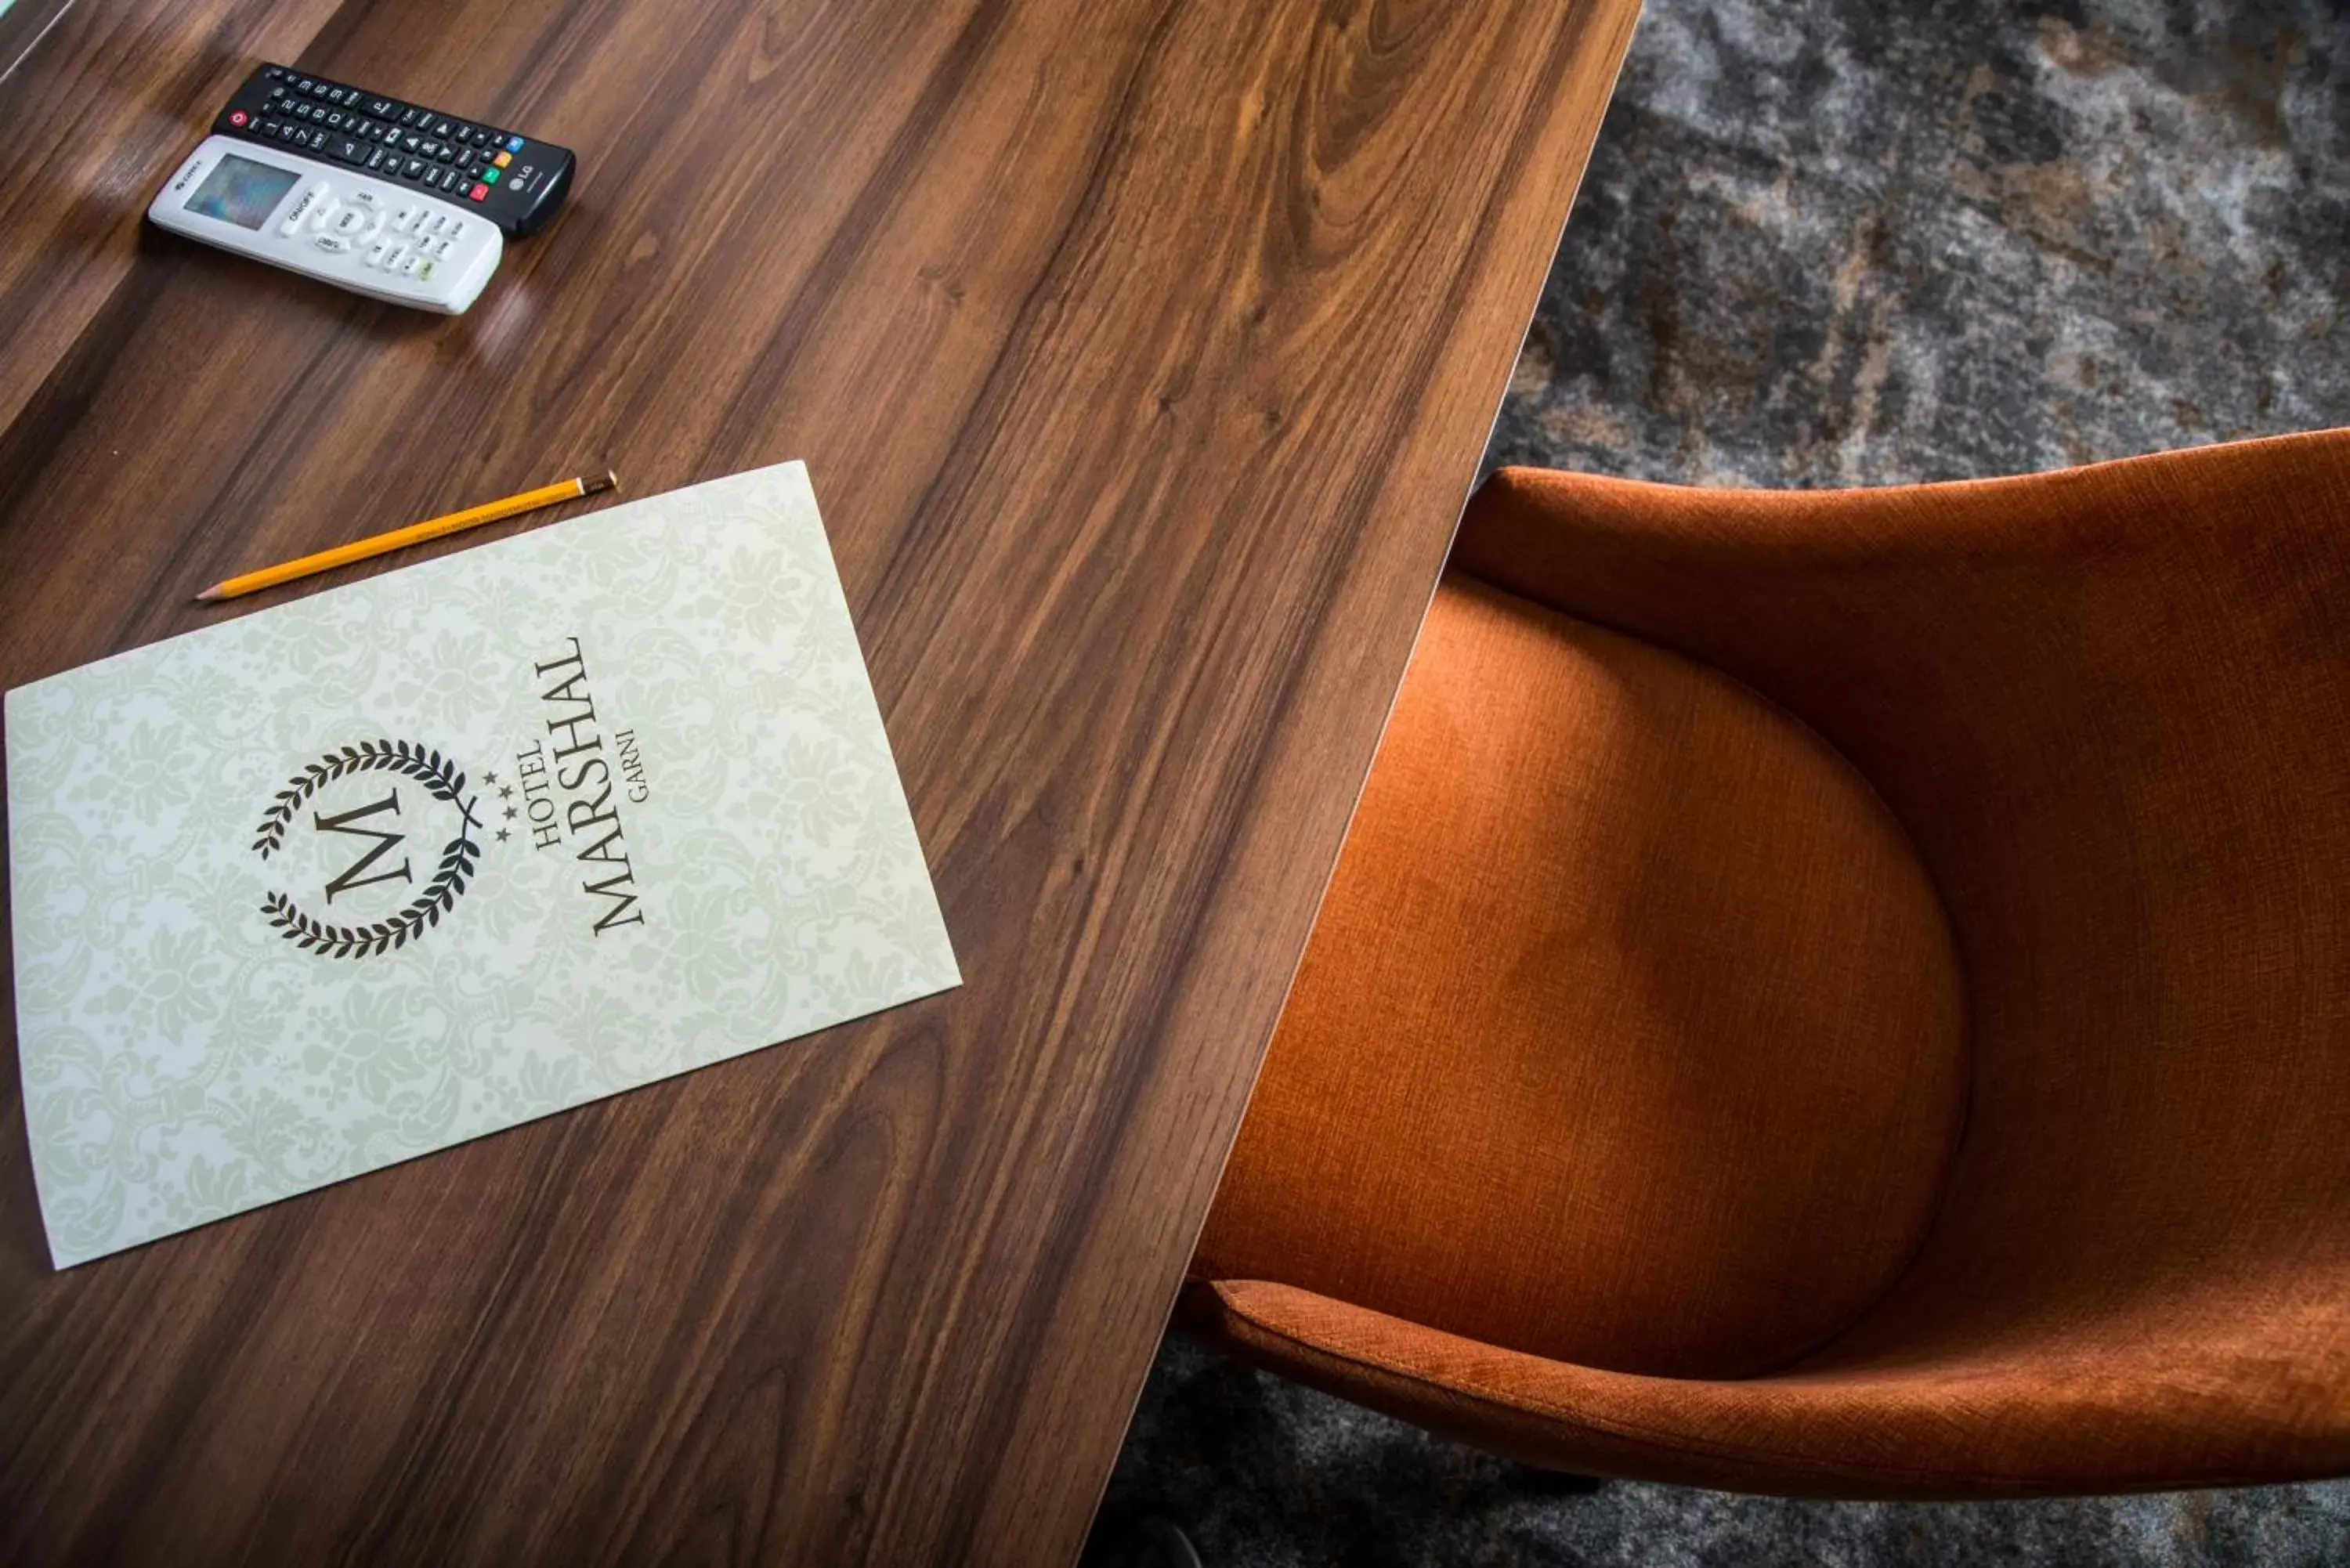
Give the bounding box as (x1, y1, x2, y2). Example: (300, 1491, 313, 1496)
(251, 739, 486, 959)
(245, 637, 652, 959)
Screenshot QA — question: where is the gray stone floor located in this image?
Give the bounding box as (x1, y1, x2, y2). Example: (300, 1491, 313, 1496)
(1093, 2, 2350, 1563)
(1487, 0, 2348, 489)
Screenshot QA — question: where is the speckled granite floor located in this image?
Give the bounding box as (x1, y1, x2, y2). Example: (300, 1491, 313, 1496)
(1090, 2, 2350, 1564)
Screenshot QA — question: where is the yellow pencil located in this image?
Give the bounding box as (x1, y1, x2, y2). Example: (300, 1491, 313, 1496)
(194, 470, 620, 602)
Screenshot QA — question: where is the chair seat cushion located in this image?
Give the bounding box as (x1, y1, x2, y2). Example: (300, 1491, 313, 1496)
(1194, 573, 1969, 1378)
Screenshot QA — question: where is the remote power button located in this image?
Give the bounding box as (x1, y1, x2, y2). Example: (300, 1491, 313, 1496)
(277, 181, 331, 237)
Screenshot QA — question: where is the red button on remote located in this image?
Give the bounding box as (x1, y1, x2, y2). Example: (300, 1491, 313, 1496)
(229, 110, 248, 127)
(468, 182, 488, 201)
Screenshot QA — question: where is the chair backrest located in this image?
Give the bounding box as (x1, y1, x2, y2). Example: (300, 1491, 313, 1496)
(1456, 434, 2350, 1382)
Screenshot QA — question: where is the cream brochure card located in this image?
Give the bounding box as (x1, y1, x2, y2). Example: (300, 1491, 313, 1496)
(6, 461, 959, 1266)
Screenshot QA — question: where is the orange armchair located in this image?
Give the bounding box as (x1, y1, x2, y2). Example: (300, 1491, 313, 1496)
(1188, 431, 2350, 1498)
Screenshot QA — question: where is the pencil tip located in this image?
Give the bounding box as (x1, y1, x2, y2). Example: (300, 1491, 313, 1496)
(193, 587, 222, 603)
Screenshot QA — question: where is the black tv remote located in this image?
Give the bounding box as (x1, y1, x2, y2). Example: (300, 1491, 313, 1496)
(212, 64, 574, 237)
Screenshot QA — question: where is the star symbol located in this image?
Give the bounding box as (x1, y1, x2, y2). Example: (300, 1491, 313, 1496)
(483, 769, 499, 786)
(499, 784, 514, 800)
(495, 827, 511, 843)
(504, 805, 518, 820)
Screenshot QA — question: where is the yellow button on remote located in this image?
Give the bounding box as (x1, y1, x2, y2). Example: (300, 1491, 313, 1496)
(493, 150, 512, 168)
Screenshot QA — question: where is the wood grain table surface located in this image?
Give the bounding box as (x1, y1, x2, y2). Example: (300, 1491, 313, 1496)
(0, 1, 1638, 1561)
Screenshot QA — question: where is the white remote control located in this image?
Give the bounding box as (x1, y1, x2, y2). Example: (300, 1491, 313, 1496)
(147, 135, 501, 314)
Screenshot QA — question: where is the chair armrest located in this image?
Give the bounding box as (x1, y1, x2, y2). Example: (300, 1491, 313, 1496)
(1185, 1277, 2350, 1498)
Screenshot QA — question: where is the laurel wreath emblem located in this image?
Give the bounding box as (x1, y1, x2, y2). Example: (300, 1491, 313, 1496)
(253, 739, 483, 960)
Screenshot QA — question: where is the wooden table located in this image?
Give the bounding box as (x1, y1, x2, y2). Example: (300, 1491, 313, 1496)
(0, 2, 1638, 1561)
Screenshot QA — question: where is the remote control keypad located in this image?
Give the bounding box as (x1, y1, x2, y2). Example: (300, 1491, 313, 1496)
(215, 64, 569, 233)
(263, 176, 466, 283)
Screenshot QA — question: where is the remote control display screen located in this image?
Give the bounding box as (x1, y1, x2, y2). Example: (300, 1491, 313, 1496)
(186, 154, 299, 230)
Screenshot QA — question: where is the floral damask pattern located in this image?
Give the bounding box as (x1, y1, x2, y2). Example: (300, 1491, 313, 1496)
(6, 462, 960, 1266)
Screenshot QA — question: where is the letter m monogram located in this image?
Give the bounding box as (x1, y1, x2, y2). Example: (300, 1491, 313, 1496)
(316, 791, 412, 903)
